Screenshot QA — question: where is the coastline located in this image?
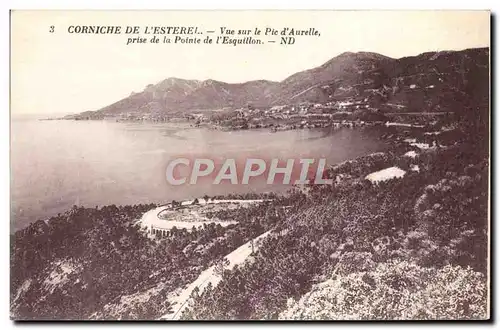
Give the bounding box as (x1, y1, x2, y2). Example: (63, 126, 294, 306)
(10, 108, 489, 320)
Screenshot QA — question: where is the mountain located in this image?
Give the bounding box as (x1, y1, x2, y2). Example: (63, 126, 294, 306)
(273, 51, 395, 105)
(68, 47, 489, 119)
(73, 77, 279, 119)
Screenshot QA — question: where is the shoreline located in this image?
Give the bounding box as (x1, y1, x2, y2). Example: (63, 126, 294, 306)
(11, 120, 431, 235)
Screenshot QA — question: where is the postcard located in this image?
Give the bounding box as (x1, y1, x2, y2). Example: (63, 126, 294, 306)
(10, 10, 490, 320)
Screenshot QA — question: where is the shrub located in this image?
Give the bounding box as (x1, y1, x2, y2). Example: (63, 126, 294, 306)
(279, 260, 488, 320)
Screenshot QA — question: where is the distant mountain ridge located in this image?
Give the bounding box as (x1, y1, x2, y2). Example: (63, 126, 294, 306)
(69, 47, 489, 119)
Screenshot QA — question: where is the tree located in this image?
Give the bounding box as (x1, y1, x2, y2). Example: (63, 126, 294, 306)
(214, 258, 230, 277)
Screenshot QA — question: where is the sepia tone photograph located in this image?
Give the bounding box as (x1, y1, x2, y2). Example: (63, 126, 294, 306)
(9, 10, 490, 320)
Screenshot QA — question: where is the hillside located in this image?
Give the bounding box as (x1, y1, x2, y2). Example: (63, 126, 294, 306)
(11, 109, 490, 319)
(179, 118, 489, 320)
(11, 46, 490, 320)
(66, 47, 489, 119)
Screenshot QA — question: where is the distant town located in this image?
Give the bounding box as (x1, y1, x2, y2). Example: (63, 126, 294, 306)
(62, 95, 452, 132)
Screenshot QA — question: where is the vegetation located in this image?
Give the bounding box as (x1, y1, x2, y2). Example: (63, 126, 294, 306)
(11, 197, 291, 319)
(280, 261, 487, 320)
(180, 110, 489, 320)
(11, 98, 489, 320)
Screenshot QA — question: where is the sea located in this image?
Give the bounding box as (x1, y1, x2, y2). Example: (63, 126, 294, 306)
(11, 119, 388, 231)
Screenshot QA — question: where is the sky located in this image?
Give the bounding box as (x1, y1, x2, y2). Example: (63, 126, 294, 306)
(11, 10, 490, 115)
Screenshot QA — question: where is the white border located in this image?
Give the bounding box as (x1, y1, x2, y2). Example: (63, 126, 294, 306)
(2, 1, 496, 329)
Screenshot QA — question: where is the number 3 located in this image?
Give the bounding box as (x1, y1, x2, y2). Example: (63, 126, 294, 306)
(49, 26, 54, 33)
